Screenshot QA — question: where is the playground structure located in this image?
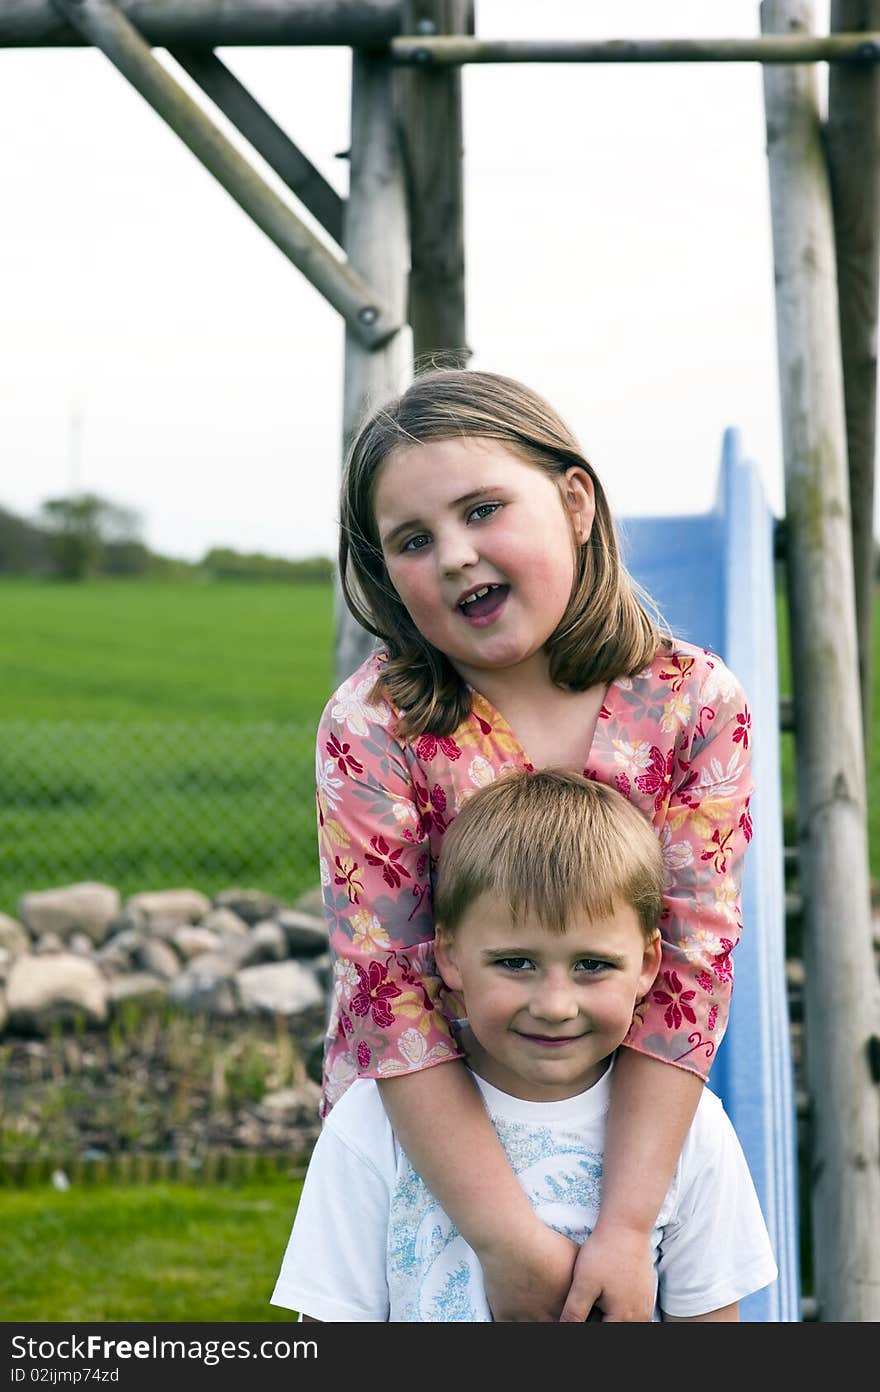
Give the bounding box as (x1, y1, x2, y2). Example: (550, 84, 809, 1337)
(6, 0, 879, 1321)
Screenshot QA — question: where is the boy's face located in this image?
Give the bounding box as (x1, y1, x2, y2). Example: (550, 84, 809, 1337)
(434, 893, 661, 1102)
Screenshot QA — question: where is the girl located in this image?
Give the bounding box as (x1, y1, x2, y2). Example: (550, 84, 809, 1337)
(317, 369, 753, 1322)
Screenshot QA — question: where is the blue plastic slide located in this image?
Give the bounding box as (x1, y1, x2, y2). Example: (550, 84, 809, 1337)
(620, 428, 801, 1322)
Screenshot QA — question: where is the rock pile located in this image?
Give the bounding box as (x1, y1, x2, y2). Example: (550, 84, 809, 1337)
(0, 881, 329, 1040)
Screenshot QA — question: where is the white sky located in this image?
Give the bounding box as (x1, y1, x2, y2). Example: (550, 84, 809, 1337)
(3, 0, 867, 565)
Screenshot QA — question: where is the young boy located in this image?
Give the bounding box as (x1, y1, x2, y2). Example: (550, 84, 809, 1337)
(271, 769, 778, 1322)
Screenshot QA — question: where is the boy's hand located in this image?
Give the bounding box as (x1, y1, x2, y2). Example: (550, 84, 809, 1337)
(481, 1218, 579, 1322)
(560, 1220, 655, 1322)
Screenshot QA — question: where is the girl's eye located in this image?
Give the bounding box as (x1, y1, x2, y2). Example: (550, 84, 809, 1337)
(467, 502, 500, 523)
(400, 532, 431, 553)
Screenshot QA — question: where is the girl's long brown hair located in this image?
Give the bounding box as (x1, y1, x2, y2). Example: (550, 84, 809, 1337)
(339, 368, 664, 738)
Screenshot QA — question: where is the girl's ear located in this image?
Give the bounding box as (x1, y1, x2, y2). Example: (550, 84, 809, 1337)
(433, 929, 463, 992)
(563, 466, 596, 545)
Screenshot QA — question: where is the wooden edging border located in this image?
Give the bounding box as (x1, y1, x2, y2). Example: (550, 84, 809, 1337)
(0, 1149, 312, 1188)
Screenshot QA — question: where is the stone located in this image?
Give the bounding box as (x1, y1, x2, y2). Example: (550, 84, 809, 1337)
(167, 953, 239, 1017)
(18, 883, 120, 946)
(293, 885, 325, 920)
(0, 913, 30, 957)
(6, 952, 108, 1033)
(171, 926, 222, 960)
(106, 973, 169, 1009)
(137, 937, 181, 982)
(277, 909, 327, 956)
(212, 888, 285, 925)
(236, 960, 324, 1019)
(125, 889, 212, 930)
(68, 932, 96, 957)
(239, 920, 288, 966)
(35, 931, 65, 955)
(199, 907, 249, 938)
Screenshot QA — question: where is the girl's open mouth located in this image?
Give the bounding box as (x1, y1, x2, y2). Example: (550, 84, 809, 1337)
(457, 583, 509, 624)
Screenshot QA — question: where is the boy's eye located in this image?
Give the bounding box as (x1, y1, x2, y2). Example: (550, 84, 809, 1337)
(496, 956, 533, 972)
(574, 959, 609, 974)
(400, 532, 431, 552)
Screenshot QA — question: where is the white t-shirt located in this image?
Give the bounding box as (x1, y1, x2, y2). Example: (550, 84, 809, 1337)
(271, 1063, 778, 1322)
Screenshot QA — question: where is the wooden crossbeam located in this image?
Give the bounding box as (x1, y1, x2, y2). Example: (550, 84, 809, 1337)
(1, 0, 402, 48)
(390, 33, 880, 64)
(170, 48, 345, 247)
(49, 0, 400, 348)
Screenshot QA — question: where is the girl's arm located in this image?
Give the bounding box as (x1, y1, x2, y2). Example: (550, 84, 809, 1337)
(561, 655, 754, 1322)
(560, 1050, 702, 1321)
(378, 1062, 578, 1321)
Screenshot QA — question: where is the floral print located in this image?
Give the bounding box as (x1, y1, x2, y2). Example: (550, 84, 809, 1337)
(317, 639, 753, 1116)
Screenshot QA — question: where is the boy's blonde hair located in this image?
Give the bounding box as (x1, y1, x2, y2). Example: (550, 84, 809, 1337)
(434, 769, 664, 941)
(339, 368, 664, 739)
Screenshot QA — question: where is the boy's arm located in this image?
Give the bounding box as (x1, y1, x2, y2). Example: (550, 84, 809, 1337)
(377, 1061, 579, 1321)
(663, 1303, 739, 1323)
(561, 1049, 703, 1322)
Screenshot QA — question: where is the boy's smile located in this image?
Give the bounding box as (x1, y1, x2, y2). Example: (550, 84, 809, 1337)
(434, 893, 661, 1103)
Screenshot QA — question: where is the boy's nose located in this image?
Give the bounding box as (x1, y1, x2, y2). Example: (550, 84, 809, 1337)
(528, 975, 580, 1023)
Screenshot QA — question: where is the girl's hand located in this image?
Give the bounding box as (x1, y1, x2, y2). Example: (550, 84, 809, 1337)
(559, 1220, 655, 1322)
(481, 1216, 579, 1322)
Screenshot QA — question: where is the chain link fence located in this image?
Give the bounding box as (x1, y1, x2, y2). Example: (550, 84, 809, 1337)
(0, 722, 320, 918)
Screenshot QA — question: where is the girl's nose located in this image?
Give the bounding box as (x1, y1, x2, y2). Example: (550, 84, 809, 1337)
(437, 527, 479, 576)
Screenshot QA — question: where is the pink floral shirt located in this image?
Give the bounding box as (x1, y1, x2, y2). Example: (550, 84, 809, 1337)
(316, 639, 753, 1117)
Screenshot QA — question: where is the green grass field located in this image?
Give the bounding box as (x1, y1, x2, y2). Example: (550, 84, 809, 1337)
(0, 579, 335, 914)
(0, 1177, 304, 1320)
(0, 577, 333, 722)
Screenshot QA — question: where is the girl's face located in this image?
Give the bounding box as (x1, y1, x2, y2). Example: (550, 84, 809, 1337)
(372, 436, 595, 690)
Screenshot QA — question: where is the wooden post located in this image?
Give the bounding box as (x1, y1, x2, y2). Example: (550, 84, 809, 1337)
(398, 0, 470, 365)
(826, 0, 880, 755)
(334, 50, 410, 686)
(761, 0, 880, 1323)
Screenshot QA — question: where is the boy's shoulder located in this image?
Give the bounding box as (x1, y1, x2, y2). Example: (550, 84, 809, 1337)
(320, 1077, 399, 1168)
(677, 1083, 741, 1178)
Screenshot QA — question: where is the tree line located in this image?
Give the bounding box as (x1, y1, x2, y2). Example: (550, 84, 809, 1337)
(0, 495, 333, 583)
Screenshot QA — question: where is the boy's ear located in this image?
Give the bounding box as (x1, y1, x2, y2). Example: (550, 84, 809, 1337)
(433, 927, 463, 992)
(637, 931, 663, 1001)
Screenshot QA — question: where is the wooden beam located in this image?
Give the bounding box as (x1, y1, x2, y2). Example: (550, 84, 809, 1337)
(826, 0, 880, 756)
(335, 51, 410, 685)
(397, 0, 469, 367)
(170, 47, 345, 246)
(762, 0, 880, 1324)
(50, 0, 400, 350)
(2, 0, 402, 48)
(390, 33, 880, 65)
